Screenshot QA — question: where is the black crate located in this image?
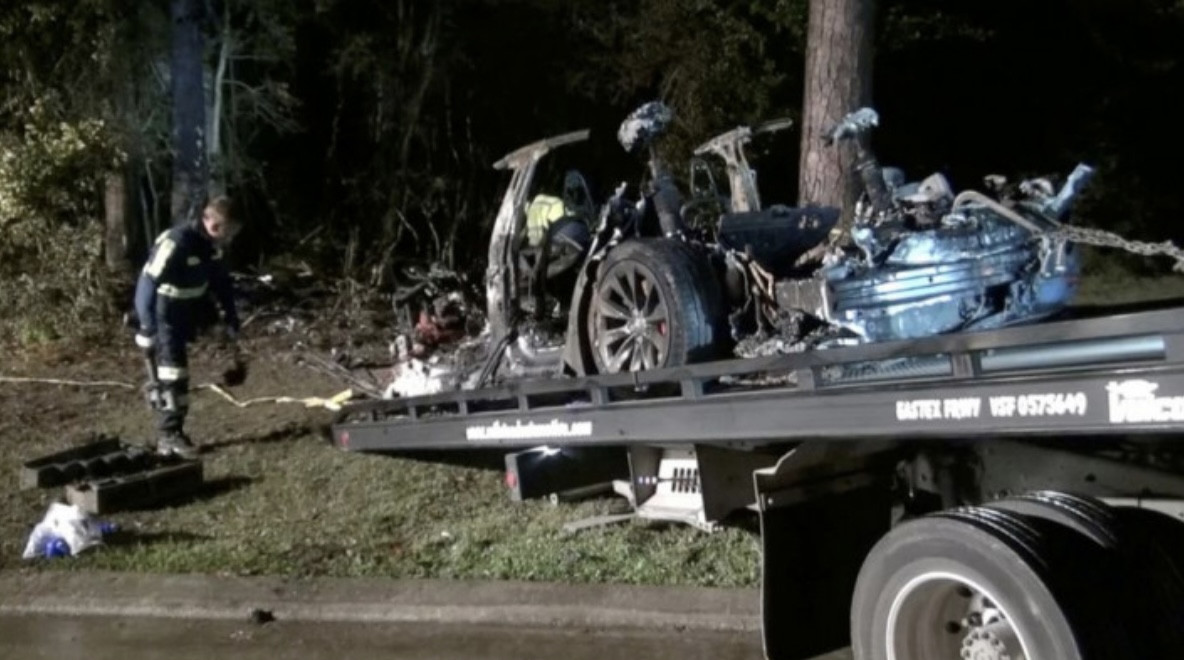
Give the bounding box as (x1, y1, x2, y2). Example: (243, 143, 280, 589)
(65, 459, 204, 515)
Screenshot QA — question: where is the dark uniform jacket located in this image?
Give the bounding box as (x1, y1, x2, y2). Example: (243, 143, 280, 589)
(134, 223, 239, 342)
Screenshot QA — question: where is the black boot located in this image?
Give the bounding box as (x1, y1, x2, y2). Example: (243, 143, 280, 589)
(157, 430, 199, 459)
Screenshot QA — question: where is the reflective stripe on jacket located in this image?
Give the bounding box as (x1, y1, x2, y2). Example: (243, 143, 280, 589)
(134, 224, 238, 336)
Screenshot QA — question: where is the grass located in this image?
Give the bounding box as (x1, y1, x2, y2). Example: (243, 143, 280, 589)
(66, 447, 759, 586)
(0, 338, 761, 587)
(76, 445, 759, 586)
(5, 262, 1184, 586)
(1073, 268, 1184, 306)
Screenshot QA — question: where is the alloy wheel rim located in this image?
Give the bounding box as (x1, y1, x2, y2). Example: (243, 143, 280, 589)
(593, 263, 670, 372)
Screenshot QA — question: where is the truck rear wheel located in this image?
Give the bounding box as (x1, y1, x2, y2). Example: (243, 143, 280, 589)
(586, 239, 723, 375)
(850, 506, 1127, 660)
(1111, 505, 1184, 654)
(984, 490, 1120, 547)
(983, 491, 1184, 656)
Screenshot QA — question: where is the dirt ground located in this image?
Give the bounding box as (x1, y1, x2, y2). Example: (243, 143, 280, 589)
(1, 328, 344, 455)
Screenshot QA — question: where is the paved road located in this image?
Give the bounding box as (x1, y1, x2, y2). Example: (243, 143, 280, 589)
(0, 572, 854, 660)
(0, 613, 853, 660)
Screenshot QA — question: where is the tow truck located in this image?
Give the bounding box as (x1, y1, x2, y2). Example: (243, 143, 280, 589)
(331, 296, 1184, 660)
(331, 104, 1184, 659)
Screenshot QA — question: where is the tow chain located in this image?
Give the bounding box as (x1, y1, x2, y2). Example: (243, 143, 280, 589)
(1051, 225, 1184, 273)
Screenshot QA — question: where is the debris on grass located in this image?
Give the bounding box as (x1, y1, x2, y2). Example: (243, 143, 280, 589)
(21, 502, 112, 559)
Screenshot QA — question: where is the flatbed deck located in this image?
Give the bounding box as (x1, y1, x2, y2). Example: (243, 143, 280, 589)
(331, 300, 1184, 451)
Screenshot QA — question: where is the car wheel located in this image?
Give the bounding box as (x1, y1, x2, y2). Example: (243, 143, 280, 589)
(586, 238, 722, 375)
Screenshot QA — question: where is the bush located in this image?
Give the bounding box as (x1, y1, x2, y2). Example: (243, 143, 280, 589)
(0, 220, 116, 346)
(0, 100, 125, 347)
(0, 99, 121, 227)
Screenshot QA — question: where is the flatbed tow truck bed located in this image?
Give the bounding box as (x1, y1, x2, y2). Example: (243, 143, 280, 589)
(329, 301, 1184, 660)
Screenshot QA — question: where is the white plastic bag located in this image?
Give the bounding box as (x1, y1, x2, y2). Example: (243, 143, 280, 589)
(21, 502, 105, 559)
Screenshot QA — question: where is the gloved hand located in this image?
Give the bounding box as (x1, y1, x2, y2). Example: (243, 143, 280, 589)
(221, 324, 247, 387)
(220, 353, 248, 387)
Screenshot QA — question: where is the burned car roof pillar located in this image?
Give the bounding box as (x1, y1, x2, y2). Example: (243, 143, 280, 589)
(485, 129, 590, 341)
(693, 117, 792, 214)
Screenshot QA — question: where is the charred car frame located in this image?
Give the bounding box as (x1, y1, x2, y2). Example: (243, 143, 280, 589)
(385, 103, 1091, 397)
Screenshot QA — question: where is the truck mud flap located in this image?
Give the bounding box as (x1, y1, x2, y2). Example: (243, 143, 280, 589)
(754, 444, 897, 660)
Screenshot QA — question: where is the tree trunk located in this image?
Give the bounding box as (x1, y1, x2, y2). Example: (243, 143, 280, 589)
(103, 171, 129, 273)
(170, 0, 207, 224)
(797, 0, 876, 228)
(208, 0, 230, 195)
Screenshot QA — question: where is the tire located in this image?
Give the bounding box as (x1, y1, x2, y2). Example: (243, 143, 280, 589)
(586, 238, 723, 375)
(987, 491, 1184, 657)
(984, 490, 1120, 547)
(1113, 505, 1184, 587)
(1111, 506, 1184, 655)
(851, 506, 1130, 660)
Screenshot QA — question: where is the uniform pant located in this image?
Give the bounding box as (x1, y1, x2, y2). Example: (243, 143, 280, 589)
(153, 298, 193, 435)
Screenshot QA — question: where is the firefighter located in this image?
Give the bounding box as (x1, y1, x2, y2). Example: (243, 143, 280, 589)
(133, 196, 242, 458)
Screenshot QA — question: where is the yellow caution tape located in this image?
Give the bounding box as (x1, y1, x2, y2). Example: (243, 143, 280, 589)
(199, 384, 355, 411)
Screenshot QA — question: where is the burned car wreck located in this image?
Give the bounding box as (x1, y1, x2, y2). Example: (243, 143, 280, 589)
(383, 103, 1090, 397)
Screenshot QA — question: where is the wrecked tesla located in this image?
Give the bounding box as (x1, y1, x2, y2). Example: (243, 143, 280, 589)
(383, 103, 1088, 397)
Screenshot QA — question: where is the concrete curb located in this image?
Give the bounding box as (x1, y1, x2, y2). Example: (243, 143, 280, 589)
(0, 571, 761, 633)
